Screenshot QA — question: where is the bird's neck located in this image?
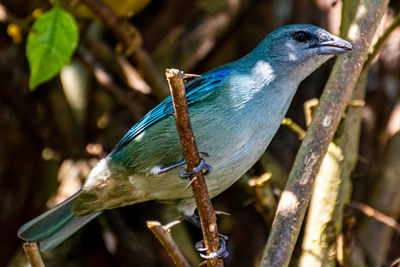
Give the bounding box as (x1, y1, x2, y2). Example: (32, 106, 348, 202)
(235, 54, 301, 97)
(222, 56, 301, 121)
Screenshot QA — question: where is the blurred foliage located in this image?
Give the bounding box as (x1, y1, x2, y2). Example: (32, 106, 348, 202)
(0, 0, 399, 266)
(50, 0, 151, 18)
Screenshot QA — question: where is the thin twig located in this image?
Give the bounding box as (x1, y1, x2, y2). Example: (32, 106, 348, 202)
(147, 221, 191, 267)
(259, 0, 390, 266)
(356, 131, 400, 263)
(350, 201, 400, 234)
(336, 233, 345, 265)
(23, 242, 45, 267)
(79, 0, 169, 99)
(391, 257, 400, 267)
(166, 69, 223, 267)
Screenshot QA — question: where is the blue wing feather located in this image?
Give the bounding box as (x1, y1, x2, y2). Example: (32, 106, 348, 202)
(109, 69, 232, 155)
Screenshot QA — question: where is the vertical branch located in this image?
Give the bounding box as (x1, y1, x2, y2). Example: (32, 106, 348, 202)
(166, 69, 223, 267)
(298, 16, 370, 265)
(259, 0, 390, 266)
(297, 143, 344, 267)
(23, 242, 45, 267)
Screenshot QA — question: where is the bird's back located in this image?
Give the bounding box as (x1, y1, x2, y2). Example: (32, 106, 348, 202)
(73, 58, 299, 215)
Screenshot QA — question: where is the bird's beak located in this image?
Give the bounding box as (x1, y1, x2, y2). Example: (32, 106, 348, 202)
(318, 35, 352, 55)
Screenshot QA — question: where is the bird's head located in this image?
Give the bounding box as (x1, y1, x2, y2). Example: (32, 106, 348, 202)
(252, 24, 352, 82)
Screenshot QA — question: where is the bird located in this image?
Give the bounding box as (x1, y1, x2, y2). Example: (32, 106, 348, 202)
(18, 24, 352, 254)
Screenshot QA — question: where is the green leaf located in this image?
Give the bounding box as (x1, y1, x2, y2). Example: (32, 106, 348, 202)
(26, 7, 79, 90)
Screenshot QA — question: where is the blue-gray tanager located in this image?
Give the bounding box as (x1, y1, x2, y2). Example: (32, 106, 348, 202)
(18, 24, 352, 252)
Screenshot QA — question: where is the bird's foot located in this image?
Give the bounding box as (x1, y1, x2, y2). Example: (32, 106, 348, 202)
(182, 213, 230, 259)
(196, 234, 229, 259)
(179, 152, 212, 178)
(151, 152, 211, 178)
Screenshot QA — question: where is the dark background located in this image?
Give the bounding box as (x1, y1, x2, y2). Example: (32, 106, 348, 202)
(1, 0, 400, 266)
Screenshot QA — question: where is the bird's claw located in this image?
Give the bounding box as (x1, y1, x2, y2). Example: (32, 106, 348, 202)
(202, 163, 212, 176)
(179, 156, 212, 178)
(195, 234, 229, 259)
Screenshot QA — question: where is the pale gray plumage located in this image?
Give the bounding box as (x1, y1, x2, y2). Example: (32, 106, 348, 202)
(18, 24, 352, 251)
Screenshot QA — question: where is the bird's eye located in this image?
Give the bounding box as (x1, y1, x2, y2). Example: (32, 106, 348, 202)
(293, 31, 311, 42)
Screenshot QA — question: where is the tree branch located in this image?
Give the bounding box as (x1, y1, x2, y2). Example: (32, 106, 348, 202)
(298, 42, 369, 267)
(166, 69, 223, 267)
(298, 143, 344, 267)
(351, 201, 400, 234)
(259, 0, 390, 266)
(23, 242, 45, 267)
(147, 220, 191, 267)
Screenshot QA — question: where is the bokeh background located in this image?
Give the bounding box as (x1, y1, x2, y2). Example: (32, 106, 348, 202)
(1, 0, 400, 266)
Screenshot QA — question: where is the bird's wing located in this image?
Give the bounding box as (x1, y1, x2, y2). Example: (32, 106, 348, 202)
(109, 68, 232, 155)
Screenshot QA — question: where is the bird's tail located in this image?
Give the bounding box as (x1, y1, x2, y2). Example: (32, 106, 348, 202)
(17, 190, 101, 251)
